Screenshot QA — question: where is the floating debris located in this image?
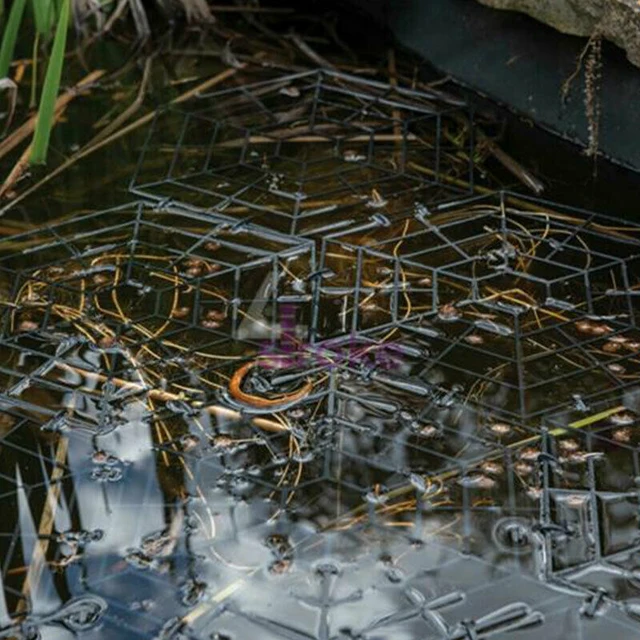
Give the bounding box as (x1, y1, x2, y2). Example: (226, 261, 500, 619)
(518, 447, 539, 462)
(269, 559, 292, 575)
(458, 473, 496, 490)
(489, 423, 512, 436)
(179, 579, 207, 606)
(437, 303, 461, 322)
(514, 462, 534, 477)
(0, 9, 638, 634)
(180, 434, 201, 451)
(610, 410, 636, 425)
(343, 149, 366, 163)
(365, 188, 388, 209)
(481, 461, 504, 476)
(558, 438, 581, 453)
(279, 86, 300, 98)
(612, 427, 633, 443)
(17, 319, 39, 332)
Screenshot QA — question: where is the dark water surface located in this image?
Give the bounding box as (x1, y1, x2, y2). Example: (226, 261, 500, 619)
(0, 6, 640, 640)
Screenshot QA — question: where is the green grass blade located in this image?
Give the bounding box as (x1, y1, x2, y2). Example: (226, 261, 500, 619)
(32, 0, 54, 35)
(0, 0, 28, 79)
(30, 0, 70, 165)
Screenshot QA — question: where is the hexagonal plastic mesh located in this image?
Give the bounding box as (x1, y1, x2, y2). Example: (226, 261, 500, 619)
(130, 69, 474, 238)
(1, 77, 640, 638)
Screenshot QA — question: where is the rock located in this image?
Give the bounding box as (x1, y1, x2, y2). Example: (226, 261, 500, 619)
(477, 0, 640, 68)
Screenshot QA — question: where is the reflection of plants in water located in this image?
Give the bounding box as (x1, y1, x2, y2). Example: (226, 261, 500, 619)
(2, 195, 640, 634)
(0, 595, 108, 638)
(209, 552, 544, 639)
(5, 199, 640, 518)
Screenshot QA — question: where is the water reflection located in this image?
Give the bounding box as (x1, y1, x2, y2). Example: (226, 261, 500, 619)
(1, 116, 640, 640)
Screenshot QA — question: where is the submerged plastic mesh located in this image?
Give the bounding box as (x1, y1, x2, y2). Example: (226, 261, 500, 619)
(130, 69, 475, 239)
(0, 73, 639, 639)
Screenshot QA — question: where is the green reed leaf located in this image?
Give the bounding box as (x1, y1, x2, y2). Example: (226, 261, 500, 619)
(0, 0, 27, 79)
(30, 0, 70, 165)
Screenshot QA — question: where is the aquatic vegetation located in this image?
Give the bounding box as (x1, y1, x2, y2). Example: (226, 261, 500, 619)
(30, 0, 70, 164)
(0, 4, 638, 639)
(0, 0, 27, 79)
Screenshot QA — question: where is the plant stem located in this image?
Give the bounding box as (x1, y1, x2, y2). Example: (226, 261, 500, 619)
(29, 31, 39, 109)
(0, 0, 27, 79)
(30, 0, 70, 164)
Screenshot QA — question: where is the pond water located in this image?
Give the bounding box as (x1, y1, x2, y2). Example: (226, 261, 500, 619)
(1, 6, 640, 640)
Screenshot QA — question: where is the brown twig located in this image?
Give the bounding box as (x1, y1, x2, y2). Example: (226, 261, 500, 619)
(168, 132, 418, 151)
(90, 56, 153, 145)
(0, 141, 31, 198)
(478, 132, 545, 194)
(210, 5, 293, 12)
(0, 66, 244, 215)
(17, 438, 68, 614)
(288, 32, 336, 70)
(0, 69, 105, 163)
(0, 79, 105, 198)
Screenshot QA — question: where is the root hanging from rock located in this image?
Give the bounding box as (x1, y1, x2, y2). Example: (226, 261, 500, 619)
(583, 34, 602, 160)
(561, 32, 603, 166)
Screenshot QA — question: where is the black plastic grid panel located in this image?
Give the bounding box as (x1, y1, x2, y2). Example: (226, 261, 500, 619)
(131, 366, 640, 639)
(0, 201, 316, 433)
(1, 188, 640, 635)
(314, 190, 640, 426)
(129, 69, 475, 238)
